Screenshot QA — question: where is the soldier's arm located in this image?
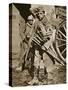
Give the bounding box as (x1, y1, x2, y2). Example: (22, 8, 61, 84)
(39, 23, 47, 36)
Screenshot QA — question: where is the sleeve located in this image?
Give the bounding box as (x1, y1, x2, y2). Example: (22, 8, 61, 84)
(36, 21, 47, 37)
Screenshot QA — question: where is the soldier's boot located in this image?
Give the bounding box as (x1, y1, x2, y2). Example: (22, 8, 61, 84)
(28, 67, 39, 85)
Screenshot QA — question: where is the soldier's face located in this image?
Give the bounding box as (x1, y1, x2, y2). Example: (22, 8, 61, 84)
(28, 19, 34, 25)
(37, 11, 45, 20)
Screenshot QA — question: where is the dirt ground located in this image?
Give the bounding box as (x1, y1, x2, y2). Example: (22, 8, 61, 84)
(12, 65, 66, 86)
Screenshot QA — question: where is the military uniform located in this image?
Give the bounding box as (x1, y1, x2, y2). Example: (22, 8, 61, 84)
(23, 22, 35, 68)
(29, 15, 54, 84)
(33, 16, 53, 62)
(28, 7, 57, 85)
(27, 17, 49, 84)
(15, 19, 35, 72)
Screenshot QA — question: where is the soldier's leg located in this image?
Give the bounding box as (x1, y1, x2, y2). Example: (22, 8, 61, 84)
(32, 49, 40, 78)
(28, 49, 40, 84)
(28, 47, 35, 78)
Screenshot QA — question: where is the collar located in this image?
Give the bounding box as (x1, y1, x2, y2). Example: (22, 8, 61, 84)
(27, 23, 32, 28)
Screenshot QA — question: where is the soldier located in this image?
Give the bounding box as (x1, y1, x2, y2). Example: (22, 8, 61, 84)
(23, 14, 35, 69)
(28, 6, 55, 85)
(28, 7, 48, 85)
(16, 15, 35, 71)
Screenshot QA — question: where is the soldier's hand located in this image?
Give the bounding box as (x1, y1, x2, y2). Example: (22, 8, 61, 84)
(42, 45, 47, 51)
(41, 46, 46, 50)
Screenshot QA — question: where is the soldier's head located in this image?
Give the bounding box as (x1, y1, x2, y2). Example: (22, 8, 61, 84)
(36, 6, 45, 20)
(30, 7, 39, 18)
(27, 15, 34, 25)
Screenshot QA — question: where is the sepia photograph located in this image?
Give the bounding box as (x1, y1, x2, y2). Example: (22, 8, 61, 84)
(9, 3, 66, 86)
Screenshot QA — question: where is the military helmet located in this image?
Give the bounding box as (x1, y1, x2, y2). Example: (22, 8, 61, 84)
(37, 6, 45, 13)
(30, 6, 45, 15)
(30, 7, 39, 16)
